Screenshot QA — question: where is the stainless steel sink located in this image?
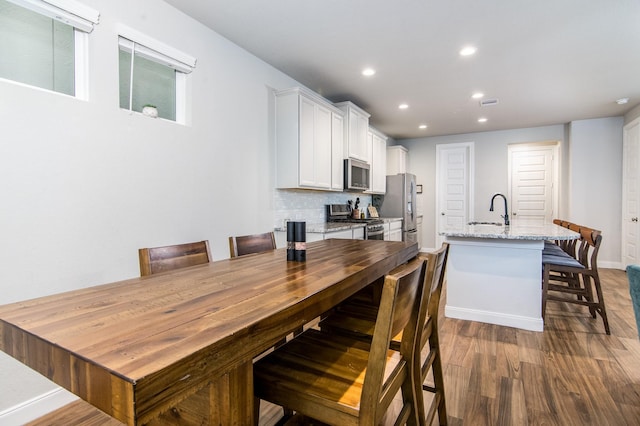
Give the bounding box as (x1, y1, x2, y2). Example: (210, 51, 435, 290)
(468, 221, 503, 226)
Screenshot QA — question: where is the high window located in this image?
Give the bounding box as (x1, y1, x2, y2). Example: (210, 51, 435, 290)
(118, 27, 196, 124)
(0, 0, 99, 99)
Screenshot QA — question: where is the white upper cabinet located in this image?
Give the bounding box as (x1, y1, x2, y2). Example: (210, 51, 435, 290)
(331, 112, 344, 191)
(276, 87, 344, 190)
(368, 127, 387, 194)
(335, 101, 371, 163)
(387, 145, 408, 175)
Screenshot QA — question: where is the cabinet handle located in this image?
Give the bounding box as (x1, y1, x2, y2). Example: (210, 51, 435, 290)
(633, 217, 638, 222)
(441, 212, 445, 216)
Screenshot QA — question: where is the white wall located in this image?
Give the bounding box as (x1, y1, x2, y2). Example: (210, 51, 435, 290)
(398, 120, 623, 268)
(567, 117, 623, 266)
(0, 0, 301, 414)
(399, 125, 566, 248)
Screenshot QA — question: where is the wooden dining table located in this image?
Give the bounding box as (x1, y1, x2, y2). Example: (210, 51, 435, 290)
(0, 239, 418, 425)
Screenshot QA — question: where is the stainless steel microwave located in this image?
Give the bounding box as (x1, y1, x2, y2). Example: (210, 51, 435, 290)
(344, 158, 370, 191)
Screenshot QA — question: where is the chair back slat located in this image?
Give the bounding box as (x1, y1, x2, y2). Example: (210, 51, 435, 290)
(229, 232, 276, 257)
(139, 241, 211, 276)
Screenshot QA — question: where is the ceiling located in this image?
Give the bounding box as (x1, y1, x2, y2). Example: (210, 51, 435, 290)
(164, 0, 640, 139)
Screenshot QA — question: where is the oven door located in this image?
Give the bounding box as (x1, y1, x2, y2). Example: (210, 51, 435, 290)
(367, 227, 385, 240)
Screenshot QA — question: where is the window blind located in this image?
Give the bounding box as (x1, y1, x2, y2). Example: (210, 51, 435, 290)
(6, 0, 99, 32)
(117, 25, 197, 74)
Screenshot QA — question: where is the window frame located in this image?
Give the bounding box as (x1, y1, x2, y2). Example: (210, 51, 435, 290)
(117, 26, 196, 125)
(1, 0, 99, 99)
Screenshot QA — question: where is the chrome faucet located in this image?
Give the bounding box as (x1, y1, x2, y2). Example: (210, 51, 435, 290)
(490, 193, 510, 226)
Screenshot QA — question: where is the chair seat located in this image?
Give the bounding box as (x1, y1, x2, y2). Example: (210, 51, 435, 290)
(542, 253, 584, 268)
(542, 241, 566, 256)
(254, 329, 402, 419)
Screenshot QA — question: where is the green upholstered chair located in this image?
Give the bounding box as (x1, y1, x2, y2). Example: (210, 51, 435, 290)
(626, 264, 640, 338)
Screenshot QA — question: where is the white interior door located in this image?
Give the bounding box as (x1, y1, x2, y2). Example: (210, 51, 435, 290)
(508, 142, 558, 226)
(623, 118, 640, 266)
(436, 143, 474, 247)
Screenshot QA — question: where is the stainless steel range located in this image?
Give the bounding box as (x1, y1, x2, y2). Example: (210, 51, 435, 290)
(326, 204, 385, 240)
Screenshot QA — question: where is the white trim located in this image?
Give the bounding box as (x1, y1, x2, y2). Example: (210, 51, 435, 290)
(175, 72, 187, 123)
(74, 30, 89, 100)
(117, 25, 197, 73)
(444, 305, 544, 332)
(435, 142, 475, 247)
(507, 141, 561, 224)
(0, 387, 78, 424)
(6, 0, 100, 32)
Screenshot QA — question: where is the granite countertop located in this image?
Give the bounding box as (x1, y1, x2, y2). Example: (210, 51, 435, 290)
(274, 222, 366, 234)
(439, 223, 580, 240)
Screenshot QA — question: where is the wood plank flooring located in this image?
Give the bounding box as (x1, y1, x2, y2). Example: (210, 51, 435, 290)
(261, 268, 640, 425)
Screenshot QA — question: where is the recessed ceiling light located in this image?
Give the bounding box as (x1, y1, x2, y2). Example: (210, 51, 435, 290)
(419, 124, 428, 129)
(616, 97, 630, 105)
(398, 103, 409, 110)
(472, 92, 484, 99)
(460, 46, 477, 56)
(478, 117, 488, 123)
(362, 68, 376, 77)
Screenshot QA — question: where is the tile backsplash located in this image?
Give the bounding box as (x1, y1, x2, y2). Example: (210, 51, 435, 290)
(274, 189, 373, 227)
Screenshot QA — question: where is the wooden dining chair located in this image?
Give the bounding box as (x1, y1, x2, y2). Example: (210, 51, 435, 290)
(138, 240, 211, 276)
(228, 232, 276, 257)
(319, 243, 450, 425)
(253, 256, 428, 426)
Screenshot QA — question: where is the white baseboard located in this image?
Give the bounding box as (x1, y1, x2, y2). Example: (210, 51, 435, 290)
(600, 260, 625, 270)
(445, 305, 544, 332)
(0, 387, 77, 425)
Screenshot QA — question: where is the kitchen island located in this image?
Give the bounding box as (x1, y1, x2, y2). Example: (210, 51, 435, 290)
(440, 223, 579, 331)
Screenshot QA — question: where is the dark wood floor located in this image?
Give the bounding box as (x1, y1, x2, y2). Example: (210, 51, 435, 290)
(261, 268, 640, 425)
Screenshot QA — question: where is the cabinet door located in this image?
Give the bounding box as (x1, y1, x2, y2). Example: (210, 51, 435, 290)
(314, 103, 332, 189)
(325, 229, 353, 239)
(355, 112, 370, 162)
(387, 146, 407, 175)
(390, 229, 403, 241)
(347, 109, 370, 162)
(370, 132, 387, 193)
(299, 96, 316, 187)
(331, 112, 344, 190)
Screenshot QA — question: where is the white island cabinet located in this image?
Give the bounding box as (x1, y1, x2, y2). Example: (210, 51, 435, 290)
(275, 87, 344, 190)
(440, 223, 579, 332)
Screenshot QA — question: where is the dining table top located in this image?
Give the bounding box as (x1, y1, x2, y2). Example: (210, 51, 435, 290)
(0, 238, 419, 425)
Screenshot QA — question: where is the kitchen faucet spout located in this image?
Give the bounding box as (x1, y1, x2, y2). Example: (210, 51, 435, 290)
(489, 193, 510, 226)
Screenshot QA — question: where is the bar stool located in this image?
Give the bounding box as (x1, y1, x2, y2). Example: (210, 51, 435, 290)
(319, 243, 450, 425)
(542, 227, 609, 334)
(253, 257, 428, 425)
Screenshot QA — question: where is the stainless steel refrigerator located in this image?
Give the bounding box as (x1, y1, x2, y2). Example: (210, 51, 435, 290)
(378, 173, 418, 243)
